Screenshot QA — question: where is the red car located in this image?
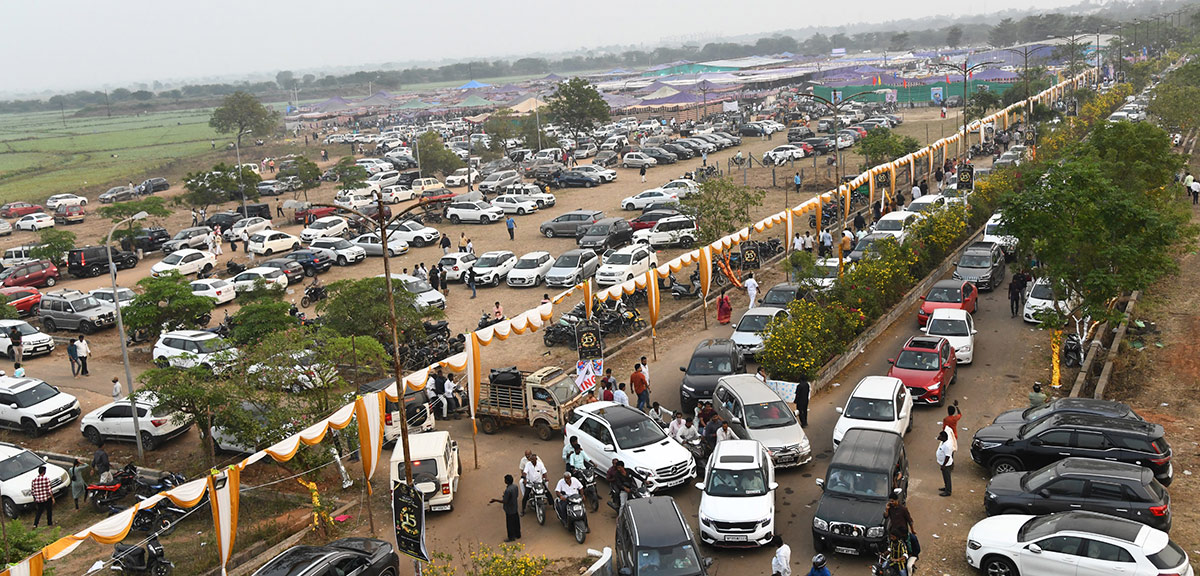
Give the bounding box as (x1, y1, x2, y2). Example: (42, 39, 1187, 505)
(0, 260, 59, 288)
(630, 209, 681, 231)
(917, 279, 978, 326)
(0, 203, 44, 218)
(293, 205, 338, 225)
(795, 142, 815, 155)
(0, 286, 40, 316)
(887, 335, 957, 406)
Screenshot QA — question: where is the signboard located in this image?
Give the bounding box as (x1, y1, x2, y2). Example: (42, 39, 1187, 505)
(740, 245, 761, 270)
(930, 87, 944, 103)
(957, 165, 974, 191)
(884, 90, 898, 103)
(576, 323, 603, 361)
(831, 90, 843, 104)
(392, 483, 430, 562)
(575, 359, 603, 392)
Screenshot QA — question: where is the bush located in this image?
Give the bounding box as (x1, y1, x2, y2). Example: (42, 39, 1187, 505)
(759, 299, 865, 381)
(906, 205, 969, 278)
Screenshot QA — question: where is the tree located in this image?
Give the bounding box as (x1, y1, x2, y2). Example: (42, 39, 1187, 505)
(545, 78, 609, 138)
(889, 32, 910, 52)
(0, 297, 20, 321)
(180, 163, 260, 211)
(332, 156, 370, 192)
(854, 128, 921, 167)
(230, 297, 293, 346)
(965, 89, 1002, 123)
(316, 277, 435, 345)
(1148, 83, 1200, 132)
(123, 272, 215, 341)
(946, 26, 963, 49)
(677, 178, 765, 245)
(1081, 121, 1183, 196)
(291, 156, 323, 202)
(96, 196, 172, 242)
(416, 132, 466, 178)
(140, 365, 241, 466)
(276, 71, 297, 90)
(483, 109, 519, 152)
(209, 91, 280, 150)
(29, 229, 76, 266)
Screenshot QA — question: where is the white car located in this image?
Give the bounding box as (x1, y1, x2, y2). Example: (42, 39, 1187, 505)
(596, 244, 657, 286)
(500, 183, 557, 208)
(80, 394, 192, 450)
(385, 219, 440, 247)
(983, 212, 1017, 256)
(506, 251, 554, 287)
(45, 194, 87, 210)
(923, 308, 977, 364)
(906, 194, 946, 217)
(365, 170, 401, 190)
(14, 213, 53, 231)
(390, 431, 461, 512)
(437, 252, 477, 281)
(811, 258, 841, 291)
(0, 320, 54, 359)
(444, 168, 478, 187)
(621, 190, 678, 211)
(730, 307, 787, 358)
(633, 215, 697, 248)
(377, 274, 446, 310)
(0, 220, 11, 236)
(565, 401, 696, 492)
(226, 216, 272, 240)
(763, 145, 804, 164)
(351, 232, 409, 257)
(654, 179, 699, 198)
(696, 439, 777, 547)
(88, 287, 136, 309)
(0, 444, 70, 516)
(334, 191, 375, 211)
(571, 165, 616, 182)
(445, 200, 504, 224)
(872, 211, 918, 244)
(300, 216, 349, 242)
(0, 376, 77, 434)
(621, 152, 657, 169)
(231, 267, 289, 292)
(1023, 278, 1079, 324)
(150, 249, 217, 277)
(152, 330, 238, 370)
(189, 278, 236, 305)
(355, 159, 390, 174)
(490, 195, 539, 215)
(835, 133, 855, 149)
(309, 237, 367, 266)
(247, 231, 301, 256)
(380, 185, 416, 204)
(965, 511, 1192, 576)
(470, 251, 516, 286)
(832, 376, 913, 448)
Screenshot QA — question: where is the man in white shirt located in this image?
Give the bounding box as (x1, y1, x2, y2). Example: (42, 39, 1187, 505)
(553, 471, 584, 520)
(936, 431, 954, 497)
(911, 183, 922, 200)
(667, 412, 686, 439)
(612, 383, 631, 407)
(716, 420, 737, 443)
(770, 535, 791, 576)
(520, 453, 547, 514)
(677, 417, 700, 442)
(744, 272, 759, 307)
(639, 356, 650, 386)
(792, 233, 802, 252)
(818, 229, 833, 257)
(648, 402, 670, 426)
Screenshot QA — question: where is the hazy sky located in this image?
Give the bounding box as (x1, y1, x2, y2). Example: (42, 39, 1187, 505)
(6, 0, 1085, 94)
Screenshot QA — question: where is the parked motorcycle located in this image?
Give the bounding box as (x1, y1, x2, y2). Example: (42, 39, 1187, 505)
(299, 283, 326, 308)
(225, 260, 246, 275)
(669, 271, 702, 299)
(477, 311, 505, 331)
(86, 463, 140, 512)
(525, 480, 550, 526)
(109, 495, 185, 536)
(542, 321, 578, 350)
(1062, 333, 1083, 367)
(111, 535, 174, 576)
(135, 472, 187, 498)
(555, 493, 590, 544)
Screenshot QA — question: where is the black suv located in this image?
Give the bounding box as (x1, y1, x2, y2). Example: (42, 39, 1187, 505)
(813, 428, 908, 555)
(128, 227, 170, 252)
(577, 217, 634, 252)
(787, 126, 815, 142)
(678, 339, 744, 412)
(616, 497, 710, 576)
(252, 538, 399, 576)
(203, 211, 242, 232)
(984, 458, 1171, 531)
(66, 246, 138, 278)
(992, 398, 1143, 426)
(136, 177, 169, 195)
(758, 282, 814, 309)
(970, 413, 1173, 485)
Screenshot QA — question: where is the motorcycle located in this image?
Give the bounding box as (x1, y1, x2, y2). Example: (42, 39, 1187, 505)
(111, 535, 174, 576)
(575, 465, 601, 513)
(1062, 333, 1083, 367)
(870, 548, 917, 576)
(135, 471, 187, 498)
(299, 283, 327, 308)
(555, 493, 590, 544)
(86, 463, 140, 512)
(109, 495, 185, 536)
(208, 310, 233, 339)
(542, 320, 578, 350)
(477, 311, 505, 331)
(423, 320, 452, 341)
(607, 473, 650, 512)
(669, 271, 702, 299)
(524, 480, 550, 526)
(225, 260, 246, 275)
(683, 437, 710, 473)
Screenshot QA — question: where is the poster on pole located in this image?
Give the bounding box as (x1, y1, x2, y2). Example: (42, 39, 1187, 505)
(884, 90, 898, 103)
(392, 482, 430, 562)
(576, 323, 603, 361)
(930, 87, 944, 103)
(831, 90, 843, 104)
(957, 165, 975, 191)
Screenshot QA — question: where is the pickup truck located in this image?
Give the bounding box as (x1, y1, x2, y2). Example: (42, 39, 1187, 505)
(476, 366, 587, 440)
(293, 204, 339, 225)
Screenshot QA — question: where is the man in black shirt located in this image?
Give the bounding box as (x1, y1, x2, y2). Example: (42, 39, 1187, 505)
(489, 475, 521, 541)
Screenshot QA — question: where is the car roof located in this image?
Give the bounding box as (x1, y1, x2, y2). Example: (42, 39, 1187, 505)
(163, 330, 219, 339)
(479, 251, 513, 258)
(394, 430, 451, 460)
(928, 308, 969, 321)
(1043, 413, 1164, 438)
(909, 195, 942, 205)
(611, 244, 648, 255)
(742, 307, 784, 318)
(1040, 511, 1147, 544)
(1052, 458, 1153, 483)
(624, 496, 691, 548)
(255, 547, 336, 576)
(851, 376, 904, 400)
(710, 439, 765, 470)
(830, 429, 904, 471)
(903, 335, 945, 351)
(576, 402, 652, 427)
(243, 266, 280, 275)
(931, 279, 965, 290)
(692, 338, 737, 355)
(519, 251, 551, 258)
(878, 210, 916, 222)
(717, 374, 785, 403)
(1040, 398, 1137, 419)
(0, 377, 48, 394)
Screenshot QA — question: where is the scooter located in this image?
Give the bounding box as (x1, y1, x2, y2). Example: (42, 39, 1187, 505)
(111, 535, 174, 576)
(683, 437, 709, 473)
(554, 493, 590, 544)
(669, 271, 702, 299)
(87, 463, 140, 512)
(1062, 333, 1083, 367)
(870, 547, 917, 576)
(524, 480, 550, 526)
(225, 260, 246, 275)
(477, 311, 505, 331)
(607, 474, 650, 512)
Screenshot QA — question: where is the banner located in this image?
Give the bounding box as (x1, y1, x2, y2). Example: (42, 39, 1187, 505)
(392, 482, 431, 562)
(930, 87, 943, 103)
(957, 165, 975, 191)
(722, 101, 739, 112)
(575, 359, 603, 392)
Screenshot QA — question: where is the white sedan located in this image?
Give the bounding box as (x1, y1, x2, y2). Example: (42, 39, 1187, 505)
(190, 278, 236, 305)
(247, 231, 301, 256)
(470, 251, 517, 286)
(334, 191, 375, 211)
(300, 216, 349, 242)
(762, 145, 805, 164)
(351, 232, 409, 257)
(621, 190, 678, 211)
(230, 267, 289, 292)
(571, 165, 616, 182)
(14, 213, 53, 231)
(506, 251, 554, 287)
(150, 249, 217, 277)
(490, 195, 539, 215)
(45, 194, 88, 210)
(227, 217, 272, 240)
(923, 308, 976, 364)
(652, 179, 699, 198)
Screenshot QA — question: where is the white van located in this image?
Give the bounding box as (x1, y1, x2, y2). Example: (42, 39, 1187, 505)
(0, 246, 37, 270)
(390, 430, 460, 511)
(410, 178, 444, 195)
(712, 374, 812, 468)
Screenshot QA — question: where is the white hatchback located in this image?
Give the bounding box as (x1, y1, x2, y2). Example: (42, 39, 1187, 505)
(150, 249, 217, 277)
(923, 308, 977, 364)
(230, 267, 288, 292)
(152, 330, 239, 370)
(438, 252, 477, 282)
(300, 216, 349, 242)
(0, 444, 70, 517)
(189, 278, 236, 305)
(80, 394, 192, 451)
(832, 376, 913, 448)
(506, 251, 553, 287)
(247, 231, 301, 256)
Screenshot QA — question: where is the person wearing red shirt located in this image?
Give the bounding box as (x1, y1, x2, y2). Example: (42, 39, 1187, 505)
(630, 364, 650, 412)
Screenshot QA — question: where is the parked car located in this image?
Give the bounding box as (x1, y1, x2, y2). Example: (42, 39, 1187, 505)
(384, 219, 440, 247)
(712, 375, 811, 467)
(259, 258, 305, 284)
(540, 209, 604, 238)
(445, 201, 504, 224)
(954, 241, 1006, 290)
(593, 150, 619, 167)
(571, 164, 616, 182)
(87, 287, 136, 309)
(813, 428, 908, 555)
(14, 213, 54, 231)
(832, 376, 913, 448)
(886, 335, 957, 406)
(551, 170, 602, 188)
(161, 226, 212, 253)
(389, 431, 460, 512)
(622, 190, 677, 211)
(150, 249, 217, 278)
(0, 320, 54, 360)
(696, 439, 777, 547)
(0, 444, 70, 517)
(679, 338, 745, 412)
(152, 330, 238, 369)
(490, 195, 540, 215)
(378, 273, 445, 310)
(300, 216, 349, 243)
(918, 279, 979, 325)
(729, 307, 787, 359)
(470, 251, 516, 286)
(630, 209, 681, 231)
(545, 249, 600, 287)
(0, 376, 78, 436)
(993, 398, 1143, 426)
(566, 402, 696, 492)
(763, 144, 806, 164)
(309, 237, 367, 266)
(621, 152, 657, 169)
(0, 203, 43, 219)
(227, 217, 273, 241)
(1023, 278, 1079, 324)
(577, 217, 634, 252)
(0, 287, 41, 316)
(282, 250, 332, 277)
(506, 251, 554, 287)
(189, 278, 236, 305)
(66, 245, 137, 278)
(757, 282, 811, 309)
(99, 186, 138, 203)
(0, 260, 59, 288)
(247, 231, 301, 256)
(231, 267, 289, 292)
(478, 170, 521, 193)
(351, 232, 409, 257)
(80, 394, 192, 450)
(45, 194, 87, 210)
(136, 177, 170, 195)
(437, 252, 477, 282)
(596, 244, 656, 286)
(256, 180, 290, 196)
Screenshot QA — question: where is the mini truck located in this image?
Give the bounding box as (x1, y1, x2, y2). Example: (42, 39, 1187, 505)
(477, 366, 587, 440)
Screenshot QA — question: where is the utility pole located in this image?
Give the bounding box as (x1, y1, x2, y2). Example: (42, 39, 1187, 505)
(1003, 45, 1052, 124)
(932, 57, 999, 159)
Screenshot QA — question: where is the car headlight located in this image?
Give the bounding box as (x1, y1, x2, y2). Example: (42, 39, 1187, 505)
(960, 345, 972, 352)
(699, 515, 713, 527)
(976, 440, 1002, 450)
(987, 491, 997, 500)
(813, 517, 828, 531)
(928, 383, 940, 391)
(867, 526, 885, 538)
(967, 540, 982, 550)
(681, 383, 694, 392)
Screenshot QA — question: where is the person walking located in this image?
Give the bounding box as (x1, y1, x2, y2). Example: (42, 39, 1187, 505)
(67, 338, 80, 378)
(506, 216, 516, 241)
(1008, 278, 1022, 318)
(31, 466, 54, 527)
(631, 364, 650, 412)
(795, 378, 810, 427)
(803, 231, 814, 254)
(819, 228, 833, 257)
(467, 267, 477, 299)
(639, 164, 647, 183)
(458, 233, 468, 253)
(75, 335, 91, 376)
(111, 377, 122, 402)
(794, 172, 802, 195)
(771, 535, 792, 576)
(212, 231, 223, 256)
(69, 459, 88, 510)
(717, 291, 733, 324)
(466, 238, 475, 255)
(744, 272, 759, 307)
(276, 199, 284, 218)
(9, 327, 21, 363)
(1190, 178, 1199, 205)
(613, 383, 630, 407)
(489, 474, 521, 541)
(701, 150, 707, 167)
(440, 233, 452, 255)
(93, 444, 111, 483)
(429, 264, 441, 293)
(936, 430, 954, 496)
(853, 211, 866, 234)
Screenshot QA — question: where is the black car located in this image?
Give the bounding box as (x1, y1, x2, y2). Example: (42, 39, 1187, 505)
(813, 428, 908, 555)
(758, 282, 813, 309)
(577, 217, 634, 251)
(66, 245, 138, 278)
(739, 124, 766, 137)
(661, 142, 694, 159)
(260, 259, 305, 284)
(788, 126, 815, 142)
(678, 338, 745, 412)
(551, 171, 601, 189)
(478, 157, 515, 178)
(642, 147, 678, 165)
(984, 458, 1171, 531)
(129, 227, 170, 252)
(387, 156, 419, 171)
(99, 186, 138, 203)
(283, 250, 332, 276)
(203, 211, 242, 233)
(593, 150, 619, 167)
(992, 398, 1143, 426)
(713, 131, 742, 146)
(802, 137, 836, 155)
(250, 538, 398, 576)
(136, 177, 169, 195)
(970, 413, 1173, 485)
(849, 233, 893, 262)
(616, 497, 710, 576)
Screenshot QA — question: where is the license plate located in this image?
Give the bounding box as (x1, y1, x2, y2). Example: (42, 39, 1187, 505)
(835, 546, 859, 555)
(724, 535, 747, 542)
(776, 456, 796, 464)
(430, 504, 451, 512)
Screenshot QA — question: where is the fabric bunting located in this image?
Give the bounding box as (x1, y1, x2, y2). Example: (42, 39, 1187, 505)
(355, 391, 386, 493)
(698, 245, 712, 303)
(208, 466, 241, 576)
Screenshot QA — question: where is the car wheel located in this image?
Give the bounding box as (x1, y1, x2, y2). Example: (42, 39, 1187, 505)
(624, 203, 635, 211)
(79, 321, 95, 335)
(84, 426, 104, 446)
(412, 238, 426, 247)
(981, 556, 1018, 576)
(43, 276, 56, 287)
(585, 181, 594, 188)
(337, 256, 348, 266)
(450, 215, 461, 224)
(2, 498, 16, 520)
(87, 264, 102, 277)
(154, 356, 168, 368)
(536, 201, 545, 209)
(622, 163, 630, 168)
(543, 229, 555, 238)
(201, 263, 213, 274)
(517, 208, 527, 215)
(304, 267, 316, 277)
(264, 249, 273, 255)
(141, 431, 158, 451)
(40, 319, 56, 333)
(387, 249, 395, 257)
(21, 419, 39, 438)
(990, 458, 1023, 476)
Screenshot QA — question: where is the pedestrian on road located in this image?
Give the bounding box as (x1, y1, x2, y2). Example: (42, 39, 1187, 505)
(853, 212, 866, 234)
(941, 402, 961, 447)
(792, 232, 802, 253)
(936, 430, 954, 497)
(429, 264, 441, 293)
(93, 444, 111, 482)
(613, 383, 630, 407)
(467, 238, 475, 255)
(69, 459, 87, 510)
(111, 377, 122, 402)
(440, 233, 452, 254)
(467, 267, 477, 299)
(744, 272, 759, 307)
(631, 364, 649, 411)
(794, 172, 802, 195)
(459, 233, 468, 253)
(819, 229, 833, 257)
(803, 231, 814, 254)
(276, 199, 284, 218)
(488, 474, 521, 541)
(701, 150, 707, 167)
(31, 466, 54, 528)
(67, 339, 79, 378)
(439, 267, 449, 296)
(191, 209, 198, 226)
(506, 217, 516, 241)
(75, 335, 91, 377)
(717, 290, 733, 324)
(639, 356, 650, 386)
(640, 164, 647, 183)
(1028, 383, 1048, 407)
(9, 328, 21, 363)
(794, 377, 810, 427)
(771, 535, 792, 576)
(1008, 279, 1022, 317)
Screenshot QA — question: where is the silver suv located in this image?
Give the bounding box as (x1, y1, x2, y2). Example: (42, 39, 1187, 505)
(38, 289, 117, 334)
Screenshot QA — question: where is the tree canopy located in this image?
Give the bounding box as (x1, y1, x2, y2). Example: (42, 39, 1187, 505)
(546, 78, 609, 138)
(96, 196, 172, 241)
(416, 132, 466, 178)
(854, 128, 921, 168)
(29, 229, 75, 266)
(677, 178, 765, 245)
(209, 91, 280, 147)
(123, 272, 215, 340)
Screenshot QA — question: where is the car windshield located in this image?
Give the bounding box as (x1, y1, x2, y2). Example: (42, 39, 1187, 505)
(403, 279, 433, 293)
(745, 401, 796, 429)
(814, 264, 838, 279)
(171, 230, 194, 240)
(636, 544, 703, 576)
(15, 382, 58, 408)
(894, 350, 938, 371)
(908, 202, 936, 213)
(761, 289, 796, 306)
(925, 287, 961, 303)
(853, 238, 877, 252)
(0, 451, 43, 482)
(514, 257, 544, 269)
(69, 297, 101, 310)
(161, 253, 186, 265)
(323, 239, 352, 250)
(875, 219, 905, 232)
(585, 224, 610, 235)
(475, 255, 506, 268)
(7, 322, 38, 336)
(844, 397, 895, 421)
(1029, 283, 1055, 300)
(1020, 465, 1059, 491)
(686, 355, 733, 376)
(484, 174, 502, 182)
(736, 314, 773, 332)
(986, 222, 1008, 236)
(959, 254, 991, 268)
(311, 220, 336, 230)
(824, 467, 889, 499)
(942, 188, 964, 198)
(611, 417, 667, 449)
(1016, 514, 1066, 542)
(607, 253, 633, 265)
(927, 319, 970, 336)
(706, 467, 768, 496)
(554, 255, 580, 268)
(197, 338, 232, 354)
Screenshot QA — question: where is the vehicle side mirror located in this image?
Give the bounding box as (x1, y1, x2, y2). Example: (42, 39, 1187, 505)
(887, 358, 895, 364)
(972, 329, 978, 334)
(679, 366, 686, 372)
(731, 324, 738, 330)
(1030, 439, 1043, 446)
(1038, 489, 1050, 498)
(815, 478, 824, 489)
(695, 482, 705, 490)
(834, 406, 844, 414)
(1027, 544, 1043, 554)
(768, 482, 778, 491)
(918, 296, 925, 300)
(603, 444, 615, 452)
(920, 326, 928, 332)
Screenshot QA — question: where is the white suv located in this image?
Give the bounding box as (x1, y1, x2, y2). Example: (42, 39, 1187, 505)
(386, 219, 440, 247)
(378, 274, 446, 311)
(696, 439, 777, 547)
(152, 330, 239, 370)
(309, 237, 367, 266)
(500, 183, 557, 209)
(832, 376, 913, 448)
(0, 376, 80, 435)
(0, 444, 70, 517)
(80, 394, 192, 451)
(596, 244, 657, 285)
(633, 215, 697, 248)
(445, 201, 503, 224)
(300, 216, 349, 242)
(565, 401, 696, 492)
(471, 251, 516, 286)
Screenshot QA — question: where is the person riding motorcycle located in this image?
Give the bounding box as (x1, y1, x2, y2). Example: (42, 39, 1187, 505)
(520, 453, 547, 513)
(563, 438, 590, 475)
(554, 470, 584, 522)
(606, 459, 643, 508)
(805, 554, 831, 576)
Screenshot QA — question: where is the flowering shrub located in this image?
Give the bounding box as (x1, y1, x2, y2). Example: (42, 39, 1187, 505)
(425, 543, 551, 576)
(907, 205, 969, 278)
(760, 299, 848, 381)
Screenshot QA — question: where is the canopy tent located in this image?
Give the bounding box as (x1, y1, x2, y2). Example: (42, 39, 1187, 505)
(542, 73, 564, 81)
(637, 91, 704, 107)
(358, 91, 399, 108)
(309, 96, 357, 114)
(640, 86, 681, 100)
(457, 80, 491, 90)
(396, 99, 431, 110)
(600, 93, 640, 109)
(506, 96, 548, 114)
(634, 81, 674, 95)
(452, 94, 500, 108)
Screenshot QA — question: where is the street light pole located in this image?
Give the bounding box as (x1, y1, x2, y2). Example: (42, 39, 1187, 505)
(107, 211, 149, 461)
(932, 58, 999, 160)
(233, 129, 253, 217)
(1002, 45, 1053, 124)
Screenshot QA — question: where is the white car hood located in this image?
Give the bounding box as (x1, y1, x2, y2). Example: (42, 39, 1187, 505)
(730, 330, 763, 348)
(150, 262, 179, 274)
(21, 332, 54, 348)
(621, 438, 691, 475)
(833, 416, 901, 444)
(746, 424, 809, 454)
(967, 514, 1031, 548)
(931, 333, 971, 352)
(700, 493, 773, 523)
(597, 264, 632, 277)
